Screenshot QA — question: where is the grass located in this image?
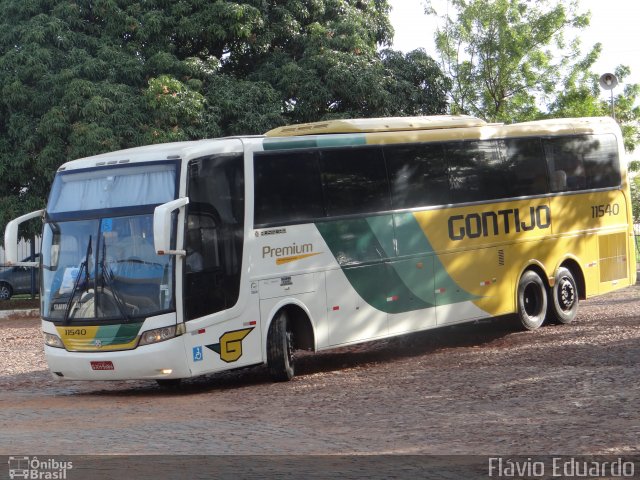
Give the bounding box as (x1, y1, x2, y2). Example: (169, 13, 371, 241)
(0, 295, 39, 311)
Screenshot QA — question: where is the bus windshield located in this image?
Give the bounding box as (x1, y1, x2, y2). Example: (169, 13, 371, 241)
(48, 162, 177, 213)
(41, 215, 175, 321)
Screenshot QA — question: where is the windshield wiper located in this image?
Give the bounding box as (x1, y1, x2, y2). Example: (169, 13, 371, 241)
(63, 235, 92, 325)
(99, 240, 131, 322)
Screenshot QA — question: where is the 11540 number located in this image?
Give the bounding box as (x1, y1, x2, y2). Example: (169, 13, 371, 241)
(591, 203, 620, 218)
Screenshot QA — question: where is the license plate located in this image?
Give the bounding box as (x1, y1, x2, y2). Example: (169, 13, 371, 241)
(90, 361, 114, 371)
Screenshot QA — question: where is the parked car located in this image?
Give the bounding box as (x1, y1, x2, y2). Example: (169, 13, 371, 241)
(0, 254, 40, 300)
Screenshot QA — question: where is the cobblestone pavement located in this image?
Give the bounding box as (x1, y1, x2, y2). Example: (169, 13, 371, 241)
(1, 285, 639, 462)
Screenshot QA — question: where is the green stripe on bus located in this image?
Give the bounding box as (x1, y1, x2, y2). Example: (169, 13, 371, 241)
(317, 218, 433, 313)
(97, 322, 143, 346)
(263, 134, 367, 151)
(365, 215, 395, 258)
(316, 214, 478, 313)
(389, 257, 436, 306)
(343, 262, 433, 313)
(393, 213, 479, 305)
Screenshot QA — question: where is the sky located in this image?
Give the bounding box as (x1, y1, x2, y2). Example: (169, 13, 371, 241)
(388, 0, 640, 101)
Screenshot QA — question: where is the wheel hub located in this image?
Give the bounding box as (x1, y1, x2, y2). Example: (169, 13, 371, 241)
(559, 278, 575, 310)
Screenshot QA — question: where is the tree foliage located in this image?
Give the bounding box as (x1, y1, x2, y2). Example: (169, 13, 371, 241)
(631, 177, 640, 226)
(427, 0, 640, 153)
(428, 0, 590, 122)
(0, 0, 450, 235)
(548, 63, 640, 153)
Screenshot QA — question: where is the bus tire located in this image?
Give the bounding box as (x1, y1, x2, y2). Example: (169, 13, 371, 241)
(267, 310, 295, 382)
(156, 378, 182, 389)
(516, 270, 547, 330)
(548, 267, 579, 324)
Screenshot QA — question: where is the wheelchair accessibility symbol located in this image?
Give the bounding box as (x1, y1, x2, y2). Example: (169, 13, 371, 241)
(192, 346, 203, 362)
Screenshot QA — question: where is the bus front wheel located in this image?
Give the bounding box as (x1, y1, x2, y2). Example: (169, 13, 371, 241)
(548, 267, 579, 324)
(267, 310, 295, 382)
(156, 378, 182, 389)
(517, 270, 547, 330)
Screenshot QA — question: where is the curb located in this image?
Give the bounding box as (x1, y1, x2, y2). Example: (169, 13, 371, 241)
(0, 309, 39, 319)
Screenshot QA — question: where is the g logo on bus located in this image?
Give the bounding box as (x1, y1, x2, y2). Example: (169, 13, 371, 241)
(206, 328, 254, 363)
(94, 340, 103, 348)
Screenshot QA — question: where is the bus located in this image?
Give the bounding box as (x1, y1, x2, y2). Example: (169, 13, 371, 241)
(4, 115, 636, 384)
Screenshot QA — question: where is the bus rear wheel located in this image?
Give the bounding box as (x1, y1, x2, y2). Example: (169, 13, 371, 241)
(517, 270, 547, 330)
(267, 310, 295, 382)
(548, 267, 579, 324)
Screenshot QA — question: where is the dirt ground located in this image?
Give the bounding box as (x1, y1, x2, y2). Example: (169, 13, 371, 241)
(1, 284, 639, 460)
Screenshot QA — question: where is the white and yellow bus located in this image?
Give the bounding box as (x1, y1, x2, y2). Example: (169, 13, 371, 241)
(4, 115, 636, 383)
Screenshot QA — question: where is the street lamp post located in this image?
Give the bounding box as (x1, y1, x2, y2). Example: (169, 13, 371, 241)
(599, 73, 618, 119)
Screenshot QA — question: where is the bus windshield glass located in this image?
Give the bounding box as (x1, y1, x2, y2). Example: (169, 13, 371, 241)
(41, 215, 175, 321)
(48, 163, 177, 213)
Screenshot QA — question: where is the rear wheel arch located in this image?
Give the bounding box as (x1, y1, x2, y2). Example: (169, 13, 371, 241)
(556, 258, 585, 300)
(278, 303, 316, 352)
(516, 263, 550, 293)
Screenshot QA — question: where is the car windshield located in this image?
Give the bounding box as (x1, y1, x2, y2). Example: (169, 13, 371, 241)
(41, 215, 174, 321)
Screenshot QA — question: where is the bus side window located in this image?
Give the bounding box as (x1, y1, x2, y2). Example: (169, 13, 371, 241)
(582, 134, 621, 188)
(447, 140, 506, 202)
(185, 208, 220, 272)
(500, 138, 549, 196)
(550, 170, 567, 191)
(385, 143, 450, 209)
(254, 151, 324, 226)
(319, 147, 390, 216)
(544, 137, 587, 191)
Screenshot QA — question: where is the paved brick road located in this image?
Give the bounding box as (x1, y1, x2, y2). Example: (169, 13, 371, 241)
(1, 285, 639, 477)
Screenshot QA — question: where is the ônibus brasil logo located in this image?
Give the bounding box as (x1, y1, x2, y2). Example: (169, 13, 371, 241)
(8, 456, 73, 479)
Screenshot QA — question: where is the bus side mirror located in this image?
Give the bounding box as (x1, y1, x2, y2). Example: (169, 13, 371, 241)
(153, 198, 189, 256)
(4, 209, 44, 266)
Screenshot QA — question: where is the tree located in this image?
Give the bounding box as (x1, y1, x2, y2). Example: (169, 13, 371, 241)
(427, 0, 640, 152)
(242, 1, 449, 122)
(0, 0, 449, 235)
(378, 48, 451, 116)
(427, 0, 590, 122)
(631, 177, 640, 223)
(607, 67, 640, 154)
(548, 63, 640, 153)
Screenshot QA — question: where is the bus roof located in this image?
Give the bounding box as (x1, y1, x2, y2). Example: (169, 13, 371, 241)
(55, 138, 248, 172)
(56, 116, 620, 171)
(264, 115, 487, 137)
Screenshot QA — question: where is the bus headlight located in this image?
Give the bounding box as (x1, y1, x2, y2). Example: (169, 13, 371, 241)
(44, 333, 64, 349)
(139, 324, 185, 346)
